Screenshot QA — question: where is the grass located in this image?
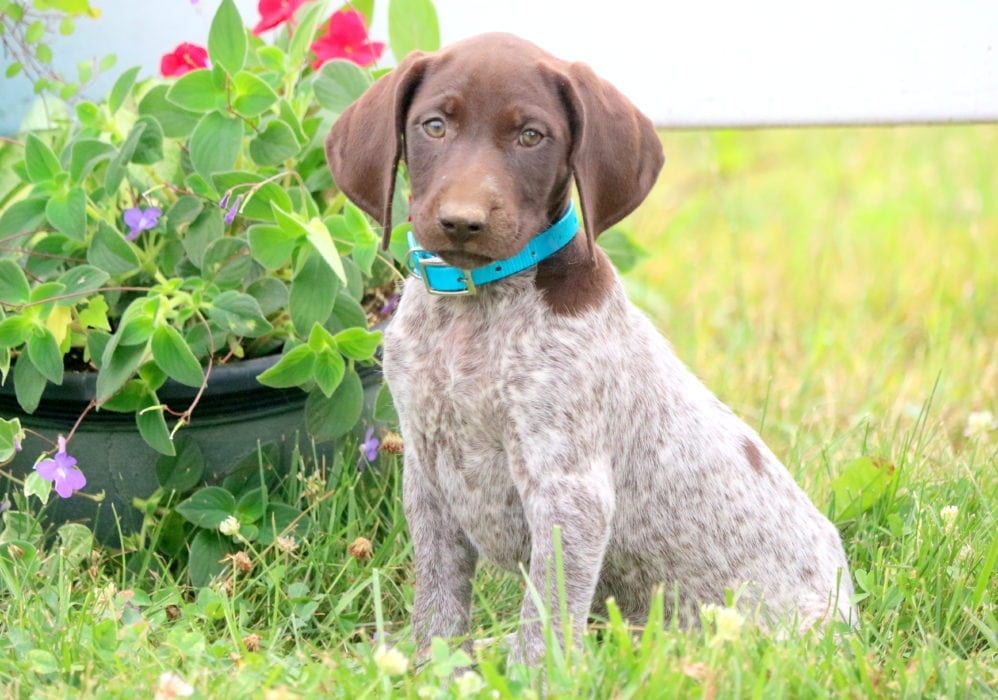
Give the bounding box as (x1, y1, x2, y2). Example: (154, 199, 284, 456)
(1, 124, 996, 698)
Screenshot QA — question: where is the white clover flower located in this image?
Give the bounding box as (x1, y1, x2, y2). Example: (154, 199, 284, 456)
(702, 603, 744, 642)
(276, 535, 298, 553)
(154, 671, 194, 700)
(218, 515, 241, 537)
(454, 671, 485, 697)
(715, 606, 745, 641)
(373, 644, 409, 676)
(940, 505, 959, 533)
(964, 410, 996, 438)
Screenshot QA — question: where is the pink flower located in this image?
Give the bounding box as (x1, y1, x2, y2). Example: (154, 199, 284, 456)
(252, 0, 306, 35)
(160, 42, 208, 78)
(35, 436, 86, 499)
(310, 9, 384, 69)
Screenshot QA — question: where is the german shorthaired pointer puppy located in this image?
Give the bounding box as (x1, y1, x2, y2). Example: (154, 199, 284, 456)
(326, 33, 855, 663)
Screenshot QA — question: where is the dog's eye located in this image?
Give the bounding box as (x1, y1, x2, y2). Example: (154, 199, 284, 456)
(518, 128, 543, 147)
(422, 119, 446, 138)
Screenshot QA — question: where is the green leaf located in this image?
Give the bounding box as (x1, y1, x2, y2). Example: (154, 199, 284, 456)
(388, 0, 440, 60)
(247, 223, 297, 270)
(330, 291, 367, 332)
(24, 134, 63, 184)
(389, 221, 412, 266)
(599, 227, 648, 274)
(69, 138, 115, 182)
(13, 353, 47, 413)
(202, 237, 251, 287)
(247, 277, 288, 316)
(190, 111, 243, 181)
(189, 530, 236, 587)
(312, 348, 345, 397)
(96, 333, 147, 403)
(332, 327, 382, 360)
(305, 367, 363, 441)
(137, 390, 175, 456)
(343, 202, 379, 274)
(56, 523, 94, 567)
(27, 328, 63, 384)
(289, 250, 338, 334)
(206, 291, 272, 337)
(0, 196, 47, 237)
(249, 119, 300, 166)
(138, 84, 200, 139)
(151, 325, 204, 388)
(87, 222, 140, 274)
(232, 71, 278, 118)
(828, 456, 898, 522)
(156, 438, 206, 493)
(256, 503, 309, 546)
(104, 119, 146, 193)
(44, 187, 87, 240)
(108, 65, 140, 114)
(176, 486, 236, 528)
(313, 59, 372, 113)
(0, 259, 30, 304)
(235, 487, 267, 525)
(208, 0, 247, 75)
(0, 417, 25, 463)
(166, 69, 226, 113)
(0, 317, 34, 347)
(131, 116, 164, 165)
(182, 205, 223, 270)
(256, 344, 315, 389)
(286, 0, 327, 67)
(57, 265, 109, 299)
(306, 217, 347, 285)
(373, 381, 398, 424)
(213, 172, 294, 221)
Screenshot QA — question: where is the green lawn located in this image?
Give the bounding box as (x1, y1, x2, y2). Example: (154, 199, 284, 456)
(1, 125, 995, 698)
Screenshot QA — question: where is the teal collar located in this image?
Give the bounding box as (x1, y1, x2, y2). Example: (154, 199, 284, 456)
(405, 205, 579, 296)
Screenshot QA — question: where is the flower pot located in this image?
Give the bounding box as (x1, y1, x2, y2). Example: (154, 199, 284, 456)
(1, 356, 381, 544)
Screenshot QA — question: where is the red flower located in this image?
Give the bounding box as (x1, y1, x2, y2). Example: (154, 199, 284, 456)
(252, 0, 306, 35)
(160, 42, 209, 78)
(310, 9, 384, 69)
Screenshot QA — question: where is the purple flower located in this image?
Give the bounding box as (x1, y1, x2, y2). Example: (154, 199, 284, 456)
(123, 206, 162, 241)
(223, 195, 243, 225)
(35, 436, 86, 499)
(360, 427, 380, 462)
(0, 498, 9, 514)
(380, 293, 400, 316)
(13, 435, 22, 452)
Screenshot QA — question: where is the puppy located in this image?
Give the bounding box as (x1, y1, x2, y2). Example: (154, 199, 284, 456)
(326, 33, 855, 663)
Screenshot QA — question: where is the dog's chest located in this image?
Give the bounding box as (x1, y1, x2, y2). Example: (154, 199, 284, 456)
(383, 286, 538, 567)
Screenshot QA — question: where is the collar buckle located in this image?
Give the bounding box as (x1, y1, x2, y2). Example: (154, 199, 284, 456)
(405, 248, 477, 296)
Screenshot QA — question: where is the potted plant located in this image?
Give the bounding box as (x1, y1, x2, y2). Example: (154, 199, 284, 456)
(0, 0, 425, 544)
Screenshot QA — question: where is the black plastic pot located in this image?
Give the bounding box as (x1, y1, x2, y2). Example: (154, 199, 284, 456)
(1, 356, 381, 544)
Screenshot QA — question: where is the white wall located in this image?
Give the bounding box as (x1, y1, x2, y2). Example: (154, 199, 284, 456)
(414, 0, 998, 127)
(2, 0, 995, 131)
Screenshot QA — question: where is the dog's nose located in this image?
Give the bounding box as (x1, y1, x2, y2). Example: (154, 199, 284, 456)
(438, 204, 488, 242)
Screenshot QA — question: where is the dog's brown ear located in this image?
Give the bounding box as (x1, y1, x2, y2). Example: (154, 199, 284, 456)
(326, 52, 429, 248)
(555, 62, 664, 261)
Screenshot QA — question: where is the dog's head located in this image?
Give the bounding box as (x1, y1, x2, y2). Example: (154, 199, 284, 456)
(326, 33, 663, 270)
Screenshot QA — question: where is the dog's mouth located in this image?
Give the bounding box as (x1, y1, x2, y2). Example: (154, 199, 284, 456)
(434, 250, 494, 269)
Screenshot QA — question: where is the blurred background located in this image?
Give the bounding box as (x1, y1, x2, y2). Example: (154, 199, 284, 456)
(3, 0, 996, 131)
(1, 0, 995, 463)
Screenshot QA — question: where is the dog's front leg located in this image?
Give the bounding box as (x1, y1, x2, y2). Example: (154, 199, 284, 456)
(511, 465, 615, 665)
(403, 450, 478, 652)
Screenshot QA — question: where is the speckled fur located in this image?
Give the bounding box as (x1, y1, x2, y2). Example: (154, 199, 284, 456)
(385, 264, 856, 662)
(328, 33, 856, 664)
